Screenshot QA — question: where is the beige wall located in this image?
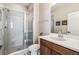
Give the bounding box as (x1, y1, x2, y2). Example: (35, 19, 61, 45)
(33, 3, 39, 43)
(39, 3, 51, 35)
(52, 3, 79, 33)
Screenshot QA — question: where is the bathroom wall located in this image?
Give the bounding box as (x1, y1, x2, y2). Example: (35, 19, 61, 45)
(68, 11, 79, 35)
(39, 3, 51, 35)
(33, 3, 51, 44)
(51, 3, 79, 33)
(33, 3, 39, 44)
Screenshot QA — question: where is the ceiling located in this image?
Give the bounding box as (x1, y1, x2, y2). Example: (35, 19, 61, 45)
(17, 3, 31, 7)
(51, 3, 65, 11)
(20, 3, 57, 7)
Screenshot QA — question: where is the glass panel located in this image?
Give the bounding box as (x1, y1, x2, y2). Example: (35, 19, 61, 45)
(0, 9, 3, 47)
(26, 7, 33, 47)
(5, 10, 24, 54)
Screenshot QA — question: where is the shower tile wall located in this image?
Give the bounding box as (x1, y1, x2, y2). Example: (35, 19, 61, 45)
(26, 5, 33, 46)
(27, 13, 33, 46)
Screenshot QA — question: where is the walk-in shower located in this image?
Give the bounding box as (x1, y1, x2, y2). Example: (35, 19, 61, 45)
(4, 9, 25, 54)
(0, 4, 33, 55)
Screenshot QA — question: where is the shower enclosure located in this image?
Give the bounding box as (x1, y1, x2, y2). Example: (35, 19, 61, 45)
(0, 6, 33, 55)
(4, 9, 25, 54)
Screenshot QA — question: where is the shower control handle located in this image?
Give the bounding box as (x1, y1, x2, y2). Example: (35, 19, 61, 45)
(4, 26, 7, 29)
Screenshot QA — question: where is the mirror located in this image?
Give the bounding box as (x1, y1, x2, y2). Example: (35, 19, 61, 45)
(51, 3, 79, 35)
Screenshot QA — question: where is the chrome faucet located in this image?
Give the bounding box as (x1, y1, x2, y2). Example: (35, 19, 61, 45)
(58, 29, 63, 38)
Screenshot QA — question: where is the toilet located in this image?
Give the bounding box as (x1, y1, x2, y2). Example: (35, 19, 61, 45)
(28, 44, 40, 55)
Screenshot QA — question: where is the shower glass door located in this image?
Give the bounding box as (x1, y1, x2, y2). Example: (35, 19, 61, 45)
(0, 8, 4, 55)
(4, 9, 24, 54)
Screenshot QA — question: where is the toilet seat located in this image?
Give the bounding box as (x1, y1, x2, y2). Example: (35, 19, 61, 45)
(28, 44, 40, 55)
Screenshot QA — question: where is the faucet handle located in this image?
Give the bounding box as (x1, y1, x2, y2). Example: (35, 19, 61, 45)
(67, 31, 71, 33)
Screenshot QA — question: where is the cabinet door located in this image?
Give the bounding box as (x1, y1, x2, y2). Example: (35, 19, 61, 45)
(40, 45, 51, 55)
(52, 50, 61, 55)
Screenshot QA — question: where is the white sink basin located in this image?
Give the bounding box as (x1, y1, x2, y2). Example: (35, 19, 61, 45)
(49, 37, 66, 41)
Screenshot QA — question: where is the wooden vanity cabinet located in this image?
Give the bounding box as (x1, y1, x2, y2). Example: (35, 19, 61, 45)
(40, 45, 51, 55)
(40, 38, 79, 55)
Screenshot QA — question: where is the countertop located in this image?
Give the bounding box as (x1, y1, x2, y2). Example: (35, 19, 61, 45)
(39, 33, 79, 52)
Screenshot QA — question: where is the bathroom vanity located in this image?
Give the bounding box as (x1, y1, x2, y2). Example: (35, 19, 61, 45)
(40, 33, 79, 55)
